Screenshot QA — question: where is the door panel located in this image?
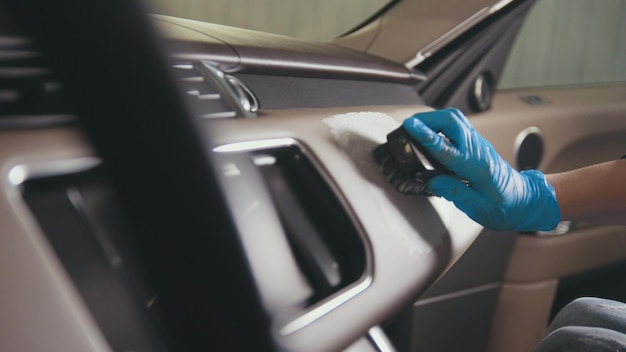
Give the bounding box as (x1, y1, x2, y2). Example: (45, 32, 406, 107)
(473, 84, 626, 352)
(472, 85, 626, 172)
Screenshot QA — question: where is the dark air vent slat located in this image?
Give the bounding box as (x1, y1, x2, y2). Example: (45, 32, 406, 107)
(172, 62, 236, 119)
(0, 33, 76, 128)
(172, 61, 257, 119)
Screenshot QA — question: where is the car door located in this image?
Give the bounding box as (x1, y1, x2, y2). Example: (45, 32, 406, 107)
(478, 1, 626, 351)
(336, 1, 626, 351)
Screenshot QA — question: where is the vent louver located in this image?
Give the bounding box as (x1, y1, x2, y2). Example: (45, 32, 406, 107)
(0, 33, 76, 129)
(172, 61, 258, 119)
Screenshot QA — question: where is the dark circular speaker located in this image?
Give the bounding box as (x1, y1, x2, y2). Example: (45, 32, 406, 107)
(468, 72, 494, 112)
(515, 126, 544, 170)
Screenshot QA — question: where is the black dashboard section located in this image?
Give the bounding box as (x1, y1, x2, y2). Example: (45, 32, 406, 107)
(0, 10, 76, 129)
(236, 73, 423, 109)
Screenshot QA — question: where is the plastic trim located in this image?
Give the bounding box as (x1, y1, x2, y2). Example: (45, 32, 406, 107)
(196, 60, 257, 118)
(8, 157, 102, 186)
(213, 138, 374, 336)
(514, 126, 543, 170)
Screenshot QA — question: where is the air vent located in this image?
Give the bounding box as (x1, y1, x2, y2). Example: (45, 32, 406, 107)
(172, 61, 258, 119)
(0, 33, 76, 128)
(19, 161, 171, 350)
(213, 140, 371, 334)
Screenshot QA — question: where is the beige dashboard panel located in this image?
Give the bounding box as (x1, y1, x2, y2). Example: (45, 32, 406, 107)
(506, 226, 626, 283)
(0, 128, 110, 352)
(487, 279, 558, 352)
(205, 104, 483, 351)
(0, 104, 483, 352)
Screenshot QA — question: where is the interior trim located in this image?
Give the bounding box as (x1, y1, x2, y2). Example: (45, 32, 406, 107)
(413, 282, 500, 306)
(0, 128, 108, 351)
(367, 325, 396, 352)
(506, 226, 626, 283)
(214, 137, 374, 336)
(486, 279, 558, 352)
(153, 15, 417, 82)
(514, 125, 543, 169)
(8, 157, 101, 186)
(204, 104, 483, 351)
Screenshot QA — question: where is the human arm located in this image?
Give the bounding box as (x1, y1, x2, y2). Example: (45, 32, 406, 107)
(402, 108, 560, 232)
(403, 109, 561, 232)
(547, 159, 626, 226)
(402, 108, 626, 231)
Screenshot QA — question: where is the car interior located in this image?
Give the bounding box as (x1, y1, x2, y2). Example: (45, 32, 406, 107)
(1, 0, 625, 351)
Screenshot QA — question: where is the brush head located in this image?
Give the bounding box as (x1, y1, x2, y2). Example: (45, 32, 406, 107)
(372, 126, 448, 196)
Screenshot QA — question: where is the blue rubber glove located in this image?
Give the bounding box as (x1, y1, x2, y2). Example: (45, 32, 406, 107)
(402, 108, 560, 232)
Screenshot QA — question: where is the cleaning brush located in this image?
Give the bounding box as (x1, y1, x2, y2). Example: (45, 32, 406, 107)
(372, 125, 450, 196)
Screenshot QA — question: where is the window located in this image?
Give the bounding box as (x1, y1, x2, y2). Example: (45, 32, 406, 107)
(146, 0, 391, 41)
(499, 0, 626, 90)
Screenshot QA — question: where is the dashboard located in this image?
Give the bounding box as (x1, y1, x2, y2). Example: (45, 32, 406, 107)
(0, 5, 484, 351)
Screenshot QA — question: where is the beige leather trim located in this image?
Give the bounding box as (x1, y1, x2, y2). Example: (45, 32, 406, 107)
(206, 104, 483, 351)
(478, 85, 626, 284)
(481, 83, 626, 352)
(506, 226, 626, 283)
(0, 128, 110, 351)
(486, 279, 558, 352)
(0, 104, 483, 352)
(472, 85, 626, 172)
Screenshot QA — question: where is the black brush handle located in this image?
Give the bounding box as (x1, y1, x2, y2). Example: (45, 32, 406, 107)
(386, 126, 448, 178)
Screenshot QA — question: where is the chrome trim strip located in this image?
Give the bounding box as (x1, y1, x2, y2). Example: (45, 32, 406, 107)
(536, 221, 573, 237)
(413, 282, 500, 307)
(227, 75, 259, 113)
(199, 111, 237, 119)
(212, 138, 297, 153)
(368, 326, 397, 352)
(196, 61, 256, 118)
(405, 0, 515, 68)
(514, 126, 543, 153)
(513, 125, 543, 167)
(185, 90, 221, 100)
(490, 0, 515, 13)
(405, 8, 489, 68)
(172, 63, 194, 70)
(8, 157, 102, 186)
(279, 277, 373, 336)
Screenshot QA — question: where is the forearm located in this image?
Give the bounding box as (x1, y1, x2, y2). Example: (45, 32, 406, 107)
(546, 159, 626, 225)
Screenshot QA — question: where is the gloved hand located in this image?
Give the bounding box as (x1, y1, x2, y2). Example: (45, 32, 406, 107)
(402, 108, 560, 232)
